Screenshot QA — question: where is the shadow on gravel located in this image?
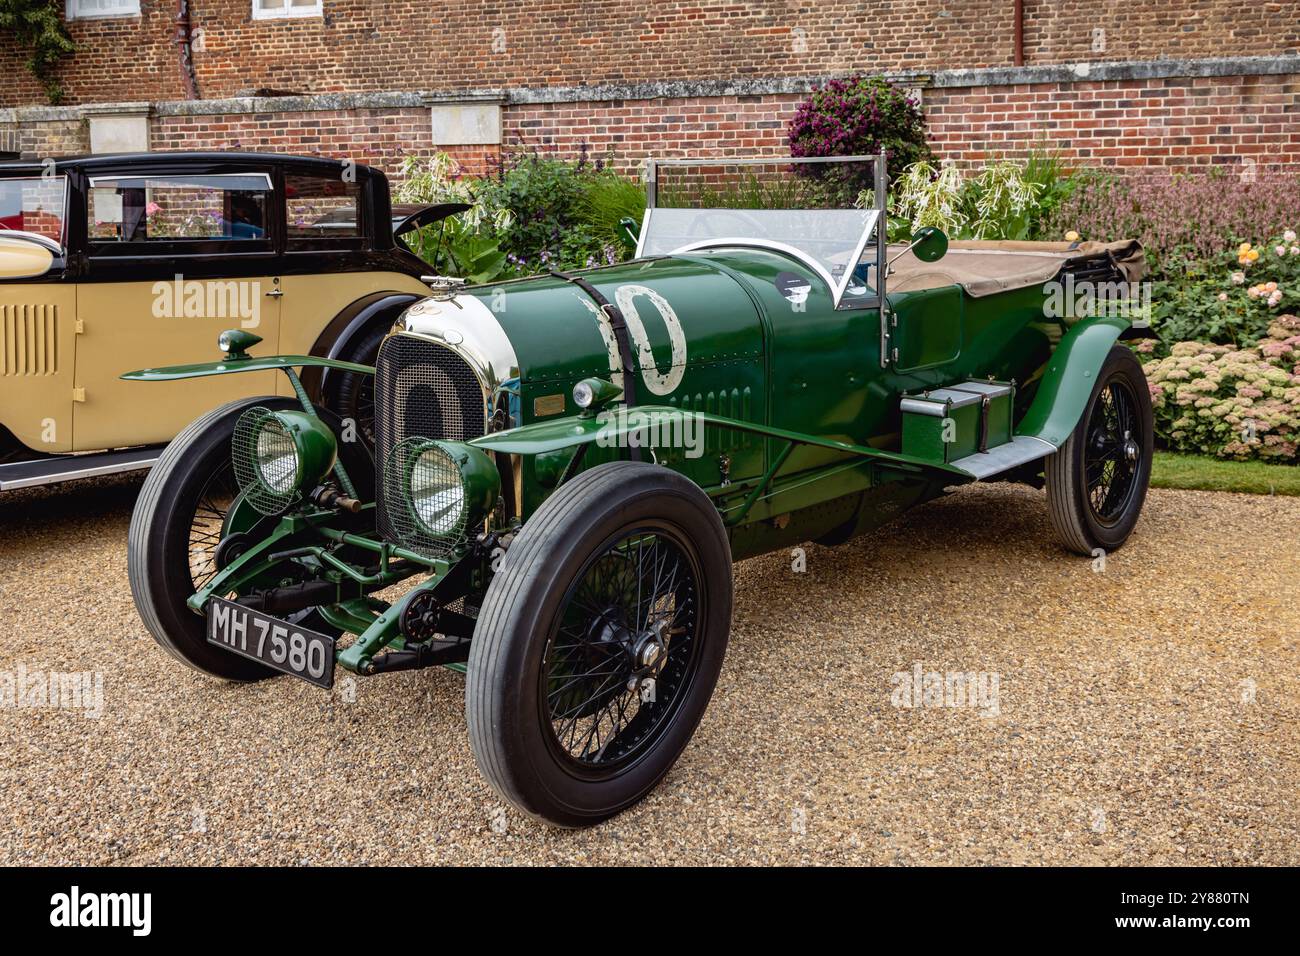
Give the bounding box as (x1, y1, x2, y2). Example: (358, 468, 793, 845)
(0, 473, 145, 533)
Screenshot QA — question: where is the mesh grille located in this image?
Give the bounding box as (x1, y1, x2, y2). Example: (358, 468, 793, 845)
(375, 333, 487, 550)
(381, 438, 469, 558)
(232, 406, 300, 515)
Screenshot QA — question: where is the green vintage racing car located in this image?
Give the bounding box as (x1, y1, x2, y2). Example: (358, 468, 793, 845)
(125, 156, 1154, 826)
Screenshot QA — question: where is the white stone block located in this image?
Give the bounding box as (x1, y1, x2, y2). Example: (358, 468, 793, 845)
(430, 103, 501, 146)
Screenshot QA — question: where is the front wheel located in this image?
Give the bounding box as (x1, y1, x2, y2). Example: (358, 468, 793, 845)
(1044, 344, 1154, 555)
(466, 461, 733, 827)
(128, 397, 373, 681)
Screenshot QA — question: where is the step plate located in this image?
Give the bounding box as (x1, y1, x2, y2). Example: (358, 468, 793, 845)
(0, 448, 161, 491)
(951, 436, 1056, 480)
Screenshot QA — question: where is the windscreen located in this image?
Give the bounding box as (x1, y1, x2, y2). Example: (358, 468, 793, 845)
(636, 158, 881, 304)
(0, 176, 68, 247)
(638, 206, 879, 285)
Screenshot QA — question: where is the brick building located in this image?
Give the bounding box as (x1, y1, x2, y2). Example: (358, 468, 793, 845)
(1, 1, 1298, 178)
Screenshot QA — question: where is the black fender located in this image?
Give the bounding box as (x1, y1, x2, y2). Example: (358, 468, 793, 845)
(299, 291, 423, 400)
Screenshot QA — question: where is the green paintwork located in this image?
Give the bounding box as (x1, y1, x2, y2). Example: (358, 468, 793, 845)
(1014, 315, 1130, 447)
(148, 229, 1141, 673)
(909, 226, 949, 263)
(120, 354, 374, 381)
(472, 404, 963, 477)
(265, 409, 339, 495)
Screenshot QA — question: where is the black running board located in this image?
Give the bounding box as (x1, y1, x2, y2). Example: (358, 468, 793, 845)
(0, 446, 163, 491)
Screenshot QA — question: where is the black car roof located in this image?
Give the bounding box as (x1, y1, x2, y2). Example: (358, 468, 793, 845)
(0, 151, 381, 179)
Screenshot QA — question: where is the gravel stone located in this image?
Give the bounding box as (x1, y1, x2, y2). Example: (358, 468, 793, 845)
(0, 474, 1294, 865)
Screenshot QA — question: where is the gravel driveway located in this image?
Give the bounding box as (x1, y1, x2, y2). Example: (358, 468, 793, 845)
(1, 475, 1295, 865)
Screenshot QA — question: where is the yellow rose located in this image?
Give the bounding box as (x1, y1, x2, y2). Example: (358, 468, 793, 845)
(1247, 249, 1260, 261)
(1239, 242, 1252, 254)
(1065, 230, 1080, 242)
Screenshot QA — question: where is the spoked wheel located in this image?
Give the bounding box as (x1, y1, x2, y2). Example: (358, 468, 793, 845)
(543, 525, 700, 770)
(188, 462, 239, 590)
(129, 397, 373, 681)
(1045, 345, 1154, 555)
(468, 461, 732, 827)
(1084, 376, 1143, 525)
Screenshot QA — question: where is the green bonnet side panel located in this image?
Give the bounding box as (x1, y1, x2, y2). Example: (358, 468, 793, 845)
(467, 257, 770, 512)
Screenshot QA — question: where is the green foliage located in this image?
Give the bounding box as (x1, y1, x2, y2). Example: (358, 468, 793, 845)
(395, 151, 643, 281)
(887, 151, 1078, 242)
(574, 171, 646, 251)
(394, 154, 513, 283)
(0, 0, 74, 104)
(1149, 236, 1300, 350)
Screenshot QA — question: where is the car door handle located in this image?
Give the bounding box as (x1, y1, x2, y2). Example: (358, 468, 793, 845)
(265, 288, 284, 298)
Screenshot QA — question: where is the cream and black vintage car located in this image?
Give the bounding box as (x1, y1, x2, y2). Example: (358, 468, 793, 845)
(0, 152, 460, 492)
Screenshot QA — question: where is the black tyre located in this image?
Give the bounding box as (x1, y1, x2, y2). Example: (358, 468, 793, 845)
(323, 323, 388, 449)
(128, 396, 373, 681)
(467, 461, 732, 827)
(1044, 345, 1153, 555)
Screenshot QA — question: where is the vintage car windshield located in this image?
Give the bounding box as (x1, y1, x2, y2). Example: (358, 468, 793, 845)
(0, 175, 68, 248)
(636, 206, 880, 304)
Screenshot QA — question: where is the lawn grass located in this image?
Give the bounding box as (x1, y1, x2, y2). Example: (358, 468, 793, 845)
(1151, 452, 1300, 496)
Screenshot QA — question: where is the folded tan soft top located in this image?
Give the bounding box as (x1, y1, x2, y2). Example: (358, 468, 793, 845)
(887, 239, 1146, 297)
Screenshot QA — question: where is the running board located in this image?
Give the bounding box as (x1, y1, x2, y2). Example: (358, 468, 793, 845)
(0, 446, 163, 491)
(950, 435, 1056, 480)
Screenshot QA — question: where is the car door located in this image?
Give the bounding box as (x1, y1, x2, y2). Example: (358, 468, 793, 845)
(71, 164, 284, 451)
(0, 172, 76, 453)
(273, 166, 429, 363)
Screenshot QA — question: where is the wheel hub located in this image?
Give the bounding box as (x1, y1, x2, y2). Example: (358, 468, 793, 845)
(629, 619, 670, 678)
(1122, 433, 1139, 464)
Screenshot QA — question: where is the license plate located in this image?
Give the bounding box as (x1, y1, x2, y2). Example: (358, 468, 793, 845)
(207, 597, 336, 689)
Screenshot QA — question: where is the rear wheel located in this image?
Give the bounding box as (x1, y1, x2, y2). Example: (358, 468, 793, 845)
(467, 461, 732, 827)
(1044, 345, 1153, 555)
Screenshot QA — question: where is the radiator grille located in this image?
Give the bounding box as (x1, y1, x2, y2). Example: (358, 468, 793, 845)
(1, 304, 59, 376)
(374, 333, 487, 547)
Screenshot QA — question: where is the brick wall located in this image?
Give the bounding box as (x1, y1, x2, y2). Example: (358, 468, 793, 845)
(2, 1, 1296, 108)
(0, 3, 1297, 179)
(927, 73, 1300, 169)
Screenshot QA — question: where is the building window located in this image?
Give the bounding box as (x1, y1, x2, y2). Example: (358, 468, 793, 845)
(65, 0, 140, 19)
(252, 0, 323, 19)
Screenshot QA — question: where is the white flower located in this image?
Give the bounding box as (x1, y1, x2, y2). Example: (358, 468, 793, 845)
(1290, 246, 1300, 256)
(1231, 271, 1246, 284)
(1284, 229, 1297, 243)
(1218, 292, 1228, 301)
(1276, 245, 1288, 256)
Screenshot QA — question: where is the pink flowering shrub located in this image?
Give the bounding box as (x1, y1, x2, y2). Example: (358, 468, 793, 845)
(1048, 174, 1300, 348)
(1141, 315, 1300, 461)
(1046, 172, 1300, 265)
